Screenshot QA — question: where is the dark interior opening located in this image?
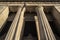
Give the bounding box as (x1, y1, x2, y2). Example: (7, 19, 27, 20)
(0, 21, 12, 36)
(43, 6, 60, 40)
(8, 12, 16, 16)
(23, 21, 37, 37)
(0, 11, 17, 40)
(22, 11, 38, 40)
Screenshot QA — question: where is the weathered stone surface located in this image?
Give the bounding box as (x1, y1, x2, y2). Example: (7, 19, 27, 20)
(5, 7, 22, 40)
(9, 6, 19, 12)
(0, 6, 9, 29)
(0, 0, 60, 2)
(52, 6, 60, 25)
(52, 6, 60, 35)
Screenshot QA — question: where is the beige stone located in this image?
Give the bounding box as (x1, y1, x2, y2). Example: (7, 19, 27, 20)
(0, 6, 9, 29)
